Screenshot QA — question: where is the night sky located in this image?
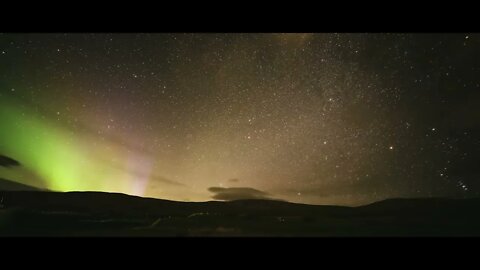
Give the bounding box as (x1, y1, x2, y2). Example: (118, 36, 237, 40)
(1, 33, 479, 206)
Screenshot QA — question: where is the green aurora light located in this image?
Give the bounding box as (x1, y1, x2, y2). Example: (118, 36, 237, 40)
(0, 95, 130, 193)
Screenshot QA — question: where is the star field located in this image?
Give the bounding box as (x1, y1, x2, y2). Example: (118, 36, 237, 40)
(0, 33, 479, 205)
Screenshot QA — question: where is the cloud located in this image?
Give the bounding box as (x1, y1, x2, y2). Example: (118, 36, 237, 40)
(148, 175, 185, 187)
(0, 155, 21, 168)
(107, 161, 185, 186)
(208, 186, 273, 201)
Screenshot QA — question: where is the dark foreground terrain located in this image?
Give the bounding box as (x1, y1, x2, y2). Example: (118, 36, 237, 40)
(1, 191, 480, 236)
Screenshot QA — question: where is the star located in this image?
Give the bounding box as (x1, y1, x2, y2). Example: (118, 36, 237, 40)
(0, 33, 477, 206)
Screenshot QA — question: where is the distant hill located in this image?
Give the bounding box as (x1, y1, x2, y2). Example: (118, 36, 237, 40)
(1, 191, 480, 236)
(0, 178, 43, 191)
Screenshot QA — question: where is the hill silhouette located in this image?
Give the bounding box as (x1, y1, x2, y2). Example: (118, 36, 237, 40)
(1, 191, 480, 236)
(0, 178, 43, 192)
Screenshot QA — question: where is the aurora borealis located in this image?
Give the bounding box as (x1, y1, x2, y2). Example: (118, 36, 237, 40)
(1, 33, 480, 206)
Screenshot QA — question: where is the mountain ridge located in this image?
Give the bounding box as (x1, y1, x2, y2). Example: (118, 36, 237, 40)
(2, 190, 480, 236)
